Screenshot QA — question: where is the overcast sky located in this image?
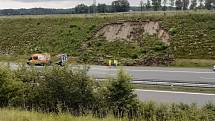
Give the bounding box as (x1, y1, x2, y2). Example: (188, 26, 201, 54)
(0, 0, 147, 9)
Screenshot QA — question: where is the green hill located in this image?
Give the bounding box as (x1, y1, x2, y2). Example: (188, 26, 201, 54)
(0, 11, 215, 66)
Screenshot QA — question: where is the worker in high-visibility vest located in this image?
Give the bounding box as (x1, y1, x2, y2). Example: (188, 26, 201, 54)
(113, 60, 118, 67)
(108, 60, 112, 68)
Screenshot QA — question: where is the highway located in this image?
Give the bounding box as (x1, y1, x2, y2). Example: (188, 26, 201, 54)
(2, 62, 215, 84)
(135, 89, 215, 106)
(2, 63, 215, 84)
(1, 63, 215, 105)
(88, 65, 215, 84)
(90, 65, 215, 106)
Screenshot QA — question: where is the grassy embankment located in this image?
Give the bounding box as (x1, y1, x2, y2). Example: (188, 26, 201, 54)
(0, 108, 121, 121)
(0, 11, 215, 67)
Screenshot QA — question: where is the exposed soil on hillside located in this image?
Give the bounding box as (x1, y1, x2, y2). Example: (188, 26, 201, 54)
(96, 21, 170, 45)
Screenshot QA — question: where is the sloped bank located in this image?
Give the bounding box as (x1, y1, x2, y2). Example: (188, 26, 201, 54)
(80, 20, 173, 66)
(0, 12, 215, 66)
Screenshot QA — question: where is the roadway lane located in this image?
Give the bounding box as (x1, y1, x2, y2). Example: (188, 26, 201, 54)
(88, 65, 215, 84)
(1, 62, 215, 84)
(1, 63, 215, 105)
(135, 89, 215, 106)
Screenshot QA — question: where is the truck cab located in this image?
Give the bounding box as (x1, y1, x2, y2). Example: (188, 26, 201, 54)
(27, 54, 51, 66)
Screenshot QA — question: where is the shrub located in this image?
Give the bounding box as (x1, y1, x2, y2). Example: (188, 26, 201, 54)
(156, 104, 169, 121)
(169, 28, 177, 35)
(0, 67, 23, 107)
(143, 102, 156, 121)
(21, 66, 95, 115)
(106, 68, 140, 119)
(0, 68, 11, 107)
(1, 66, 215, 120)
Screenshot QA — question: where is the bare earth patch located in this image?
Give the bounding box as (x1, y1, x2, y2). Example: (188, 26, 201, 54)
(96, 21, 170, 45)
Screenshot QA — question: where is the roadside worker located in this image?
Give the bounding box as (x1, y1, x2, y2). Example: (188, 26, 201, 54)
(60, 54, 68, 66)
(108, 60, 112, 68)
(114, 60, 118, 67)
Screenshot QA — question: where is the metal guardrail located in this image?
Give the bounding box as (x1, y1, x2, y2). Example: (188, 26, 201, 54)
(132, 80, 215, 88)
(96, 79, 215, 88)
(2, 62, 215, 88)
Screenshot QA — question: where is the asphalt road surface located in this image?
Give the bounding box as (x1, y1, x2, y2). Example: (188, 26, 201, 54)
(88, 65, 215, 84)
(1, 63, 215, 83)
(135, 89, 215, 106)
(1, 63, 215, 105)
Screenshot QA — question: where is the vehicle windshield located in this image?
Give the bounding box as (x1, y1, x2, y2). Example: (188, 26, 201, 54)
(38, 55, 47, 60)
(32, 56, 38, 60)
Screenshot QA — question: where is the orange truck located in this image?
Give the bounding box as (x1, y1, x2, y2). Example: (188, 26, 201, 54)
(27, 53, 51, 66)
(27, 53, 68, 66)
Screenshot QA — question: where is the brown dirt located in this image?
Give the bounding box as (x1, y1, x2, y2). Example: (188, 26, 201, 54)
(96, 21, 170, 45)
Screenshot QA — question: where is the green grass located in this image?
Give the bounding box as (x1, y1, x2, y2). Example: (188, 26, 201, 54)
(0, 11, 215, 66)
(172, 59, 215, 68)
(0, 55, 28, 62)
(0, 108, 125, 121)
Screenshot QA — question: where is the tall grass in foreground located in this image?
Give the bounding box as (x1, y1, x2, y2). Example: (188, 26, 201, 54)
(1, 102, 215, 121)
(0, 108, 126, 121)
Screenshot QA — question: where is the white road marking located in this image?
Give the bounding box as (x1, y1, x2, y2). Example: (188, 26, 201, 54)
(135, 89, 215, 96)
(200, 77, 215, 80)
(91, 67, 215, 74)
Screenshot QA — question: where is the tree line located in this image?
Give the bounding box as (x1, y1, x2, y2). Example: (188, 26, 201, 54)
(0, 0, 214, 16)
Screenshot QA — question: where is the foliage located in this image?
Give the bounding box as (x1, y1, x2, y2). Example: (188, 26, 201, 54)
(175, 0, 183, 10)
(0, 68, 23, 107)
(0, 0, 214, 16)
(1, 103, 215, 121)
(80, 34, 173, 66)
(111, 0, 130, 12)
(151, 0, 162, 11)
(0, 12, 215, 66)
(173, 59, 215, 67)
(205, 0, 214, 10)
(18, 66, 95, 115)
(0, 108, 125, 121)
(140, 0, 145, 11)
(169, 0, 175, 10)
(0, 67, 215, 120)
(146, 0, 152, 10)
(168, 27, 177, 35)
(190, 0, 197, 10)
(0, 66, 142, 119)
(182, 0, 190, 10)
(106, 69, 140, 118)
(75, 4, 89, 14)
(97, 4, 108, 13)
(198, 0, 205, 9)
(162, 0, 168, 11)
